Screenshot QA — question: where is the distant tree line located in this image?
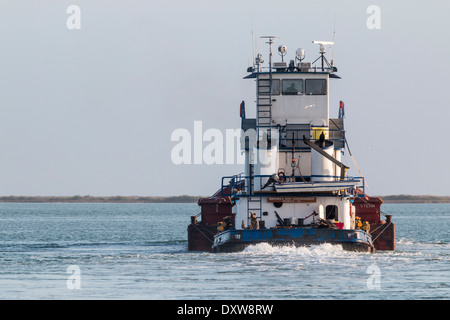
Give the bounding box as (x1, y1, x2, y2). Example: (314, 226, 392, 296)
(380, 195, 450, 203)
(0, 195, 202, 203)
(0, 194, 449, 203)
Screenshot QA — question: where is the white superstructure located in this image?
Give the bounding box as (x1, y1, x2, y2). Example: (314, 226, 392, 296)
(227, 38, 363, 231)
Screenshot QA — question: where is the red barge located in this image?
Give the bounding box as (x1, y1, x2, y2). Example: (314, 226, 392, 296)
(189, 189, 395, 252)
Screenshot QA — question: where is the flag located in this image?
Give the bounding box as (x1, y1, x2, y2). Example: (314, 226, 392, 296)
(339, 100, 345, 118)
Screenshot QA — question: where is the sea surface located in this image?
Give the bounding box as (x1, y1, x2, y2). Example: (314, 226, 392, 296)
(0, 202, 448, 300)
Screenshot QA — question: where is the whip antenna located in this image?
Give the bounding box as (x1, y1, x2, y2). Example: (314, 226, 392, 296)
(330, 14, 336, 66)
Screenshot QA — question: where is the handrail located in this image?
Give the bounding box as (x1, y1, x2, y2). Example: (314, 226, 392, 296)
(278, 127, 345, 150)
(241, 126, 345, 151)
(221, 174, 365, 198)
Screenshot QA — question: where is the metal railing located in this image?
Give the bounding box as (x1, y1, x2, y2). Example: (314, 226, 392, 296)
(279, 127, 345, 150)
(221, 173, 365, 198)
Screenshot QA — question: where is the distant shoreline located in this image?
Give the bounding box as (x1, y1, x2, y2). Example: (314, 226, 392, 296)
(375, 195, 450, 204)
(0, 195, 449, 204)
(0, 195, 201, 203)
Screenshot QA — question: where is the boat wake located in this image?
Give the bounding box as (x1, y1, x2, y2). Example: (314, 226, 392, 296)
(240, 242, 360, 258)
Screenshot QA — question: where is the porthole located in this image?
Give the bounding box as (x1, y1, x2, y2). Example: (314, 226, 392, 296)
(274, 202, 283, 208)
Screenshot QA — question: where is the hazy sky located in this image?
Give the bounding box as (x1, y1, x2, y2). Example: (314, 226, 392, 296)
(0, 0, 449, 197)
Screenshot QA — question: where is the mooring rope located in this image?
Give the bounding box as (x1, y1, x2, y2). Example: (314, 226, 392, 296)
(370, 222, 387, 234)
(371, 221, 392, 242)
(191, 223, 215, 243)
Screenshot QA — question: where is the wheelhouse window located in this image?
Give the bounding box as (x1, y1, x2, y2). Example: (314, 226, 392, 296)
(258, 79, 280, 95)
(282, 79, 303, 95)
(305, 79, 327, 95)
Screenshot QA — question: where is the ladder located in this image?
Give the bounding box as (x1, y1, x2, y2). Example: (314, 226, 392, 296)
(247, 196, 262, 228)
(246, 36, 277, 227)
(257, 73, 273, 142)
(247, 160, 260, 227)
(257, 35, 277, 143)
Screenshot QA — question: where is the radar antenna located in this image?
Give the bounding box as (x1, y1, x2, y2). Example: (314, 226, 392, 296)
(312, 41, 335, 71)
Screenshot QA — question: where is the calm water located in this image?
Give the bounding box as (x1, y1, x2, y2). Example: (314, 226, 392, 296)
(0, 202, 448, 300)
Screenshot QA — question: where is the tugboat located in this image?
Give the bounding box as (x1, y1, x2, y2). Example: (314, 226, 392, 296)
(188, 36, 395, 253)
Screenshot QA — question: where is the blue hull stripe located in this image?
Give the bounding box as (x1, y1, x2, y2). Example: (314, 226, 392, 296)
(213, 228, 375, 252)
